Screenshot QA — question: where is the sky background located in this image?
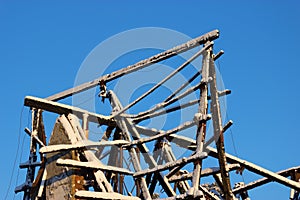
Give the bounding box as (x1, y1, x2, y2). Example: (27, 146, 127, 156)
(1, 1, 300, 199)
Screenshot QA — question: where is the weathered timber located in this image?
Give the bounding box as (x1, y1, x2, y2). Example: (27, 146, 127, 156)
(192, 43, 210, 192)
(24, 127, 45, 147)
(199, 185, 221, 200)
(110, 91, 176, 197)
(164, 70, 201, 102)
(66, 114, 114, 192)
(206, 146, 300, 191)
(129, 81, 204, 120)
(40, 140, 129, 154)
(232, 166, 300, 194)
(162, 142, 190, 194)
(133, 152, 207, 178)
(123, 120, 196, 148)
(109, 92, 152, 200)
(24, 96, 114, 125)
(56, 159, 134, 175)
(75, 191, 141, 200)
(168, 164, 240, 183)
(112, 43, 212, 118)
(47, 30, 219, 101)
(209, 53, 235, 199)
(133, 99, 200, 123)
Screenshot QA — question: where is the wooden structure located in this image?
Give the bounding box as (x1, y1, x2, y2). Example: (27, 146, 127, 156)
(15, 30, 300, 200)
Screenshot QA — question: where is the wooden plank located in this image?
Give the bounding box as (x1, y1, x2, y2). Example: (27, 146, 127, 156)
(40, 140, 129, 154)
(75, 191, 141, 200)
(24, 96, 114, 125)
(47, 30, 219, 101)
(57, 159, 134, 175)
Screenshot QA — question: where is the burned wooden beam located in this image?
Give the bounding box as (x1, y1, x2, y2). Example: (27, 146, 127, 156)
(47, 30, 219, 101)
(24, 96, 114, 126)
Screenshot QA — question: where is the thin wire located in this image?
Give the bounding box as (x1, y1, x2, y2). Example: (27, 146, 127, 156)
(4, 106, 24, 200)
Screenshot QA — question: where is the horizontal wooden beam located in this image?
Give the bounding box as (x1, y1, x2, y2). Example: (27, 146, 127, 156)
(75, 191, 141, 200)
(47, 30, 220, 101)
(56, 158, 134, 175)
(133, 152, 207, 178)
(168, 163, 240, 183)
(24, 96, 114, 126)
(40, 139, 129, 154)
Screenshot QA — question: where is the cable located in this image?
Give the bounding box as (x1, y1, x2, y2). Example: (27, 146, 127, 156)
(4, 106, 24, 200)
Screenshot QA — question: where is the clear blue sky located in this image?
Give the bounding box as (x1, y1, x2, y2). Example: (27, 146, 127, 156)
(1, 1, 300, 199)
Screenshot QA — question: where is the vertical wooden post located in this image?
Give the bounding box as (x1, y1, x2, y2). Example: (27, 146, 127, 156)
(82, 113, 89, 139)
(209, 52, 235, 200)
(119, 146, 124, 195)
(191, 43, 210, 193)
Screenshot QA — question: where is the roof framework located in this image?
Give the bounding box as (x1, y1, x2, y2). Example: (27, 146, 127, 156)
(16, 30, 300, 200)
